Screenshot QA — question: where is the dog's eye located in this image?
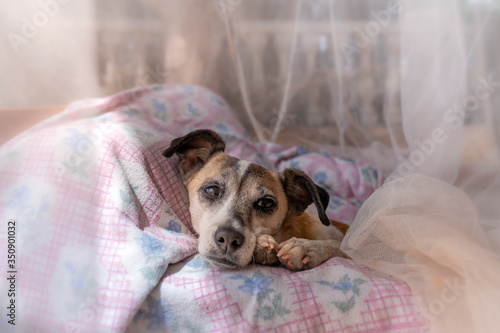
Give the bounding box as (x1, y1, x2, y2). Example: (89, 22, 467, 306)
(204, 186, 220, 198)
(256, 198, 275, 209)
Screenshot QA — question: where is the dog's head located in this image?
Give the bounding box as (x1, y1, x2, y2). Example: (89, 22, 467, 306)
(163, 129, 331, 269)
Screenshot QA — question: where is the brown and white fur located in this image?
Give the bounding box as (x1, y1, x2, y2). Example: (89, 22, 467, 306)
(163, 129, 347, 271)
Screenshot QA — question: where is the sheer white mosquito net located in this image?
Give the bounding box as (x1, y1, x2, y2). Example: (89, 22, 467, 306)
(1, 1, 500, 332)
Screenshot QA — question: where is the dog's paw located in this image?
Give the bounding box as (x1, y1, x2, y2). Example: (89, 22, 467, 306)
(277, 238, 344, 271)
(253, 235, 280, 266)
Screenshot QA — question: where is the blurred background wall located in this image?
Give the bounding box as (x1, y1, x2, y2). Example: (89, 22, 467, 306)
(1, 0, 499, 161)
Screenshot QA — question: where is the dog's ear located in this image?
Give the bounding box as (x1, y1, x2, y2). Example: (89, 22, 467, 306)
(163, 129, 226, 180)
(280, 169, 331, 226)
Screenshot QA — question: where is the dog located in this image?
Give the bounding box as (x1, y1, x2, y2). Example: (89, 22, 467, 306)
(163, 129, 348, 270)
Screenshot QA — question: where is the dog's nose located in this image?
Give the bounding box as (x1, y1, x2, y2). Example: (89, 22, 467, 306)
(214, 227, 245, 254)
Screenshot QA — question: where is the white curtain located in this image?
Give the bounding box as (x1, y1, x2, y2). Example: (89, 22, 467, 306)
(0, 0, 99, 108)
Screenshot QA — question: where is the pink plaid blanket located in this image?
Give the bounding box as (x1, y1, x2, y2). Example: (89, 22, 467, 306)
(0, 85, 427, 332)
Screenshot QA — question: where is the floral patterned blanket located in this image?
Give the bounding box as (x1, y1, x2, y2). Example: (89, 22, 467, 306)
(0, 85, 427, 332)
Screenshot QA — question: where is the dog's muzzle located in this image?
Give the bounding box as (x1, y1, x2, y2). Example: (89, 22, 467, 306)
(214, 226, 244, 253)
(206, 226, 245, 268)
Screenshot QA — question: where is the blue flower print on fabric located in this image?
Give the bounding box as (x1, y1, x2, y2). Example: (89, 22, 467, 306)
(297, 146, 309, 155)
(230, 271, 273, 296)
(63, 128, 94, 157)
(166, 220, 182, 234)
(7, 186, 31, 209)
(133, 295, 201, 331)
(133, 295, 173, 331)
(135, 233, 165, 257)
(315, 171, 327, 184)
(230, 271, 291, 321)
(317, 274, 367, 313)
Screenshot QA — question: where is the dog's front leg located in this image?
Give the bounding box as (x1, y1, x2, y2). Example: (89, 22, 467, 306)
(253, 235, 280, 266)
(277, 238, 347, 271)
